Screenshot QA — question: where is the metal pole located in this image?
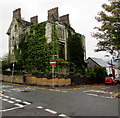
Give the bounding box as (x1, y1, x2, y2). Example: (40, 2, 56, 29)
(111, 59, 113, 77)
(11, 62, 14, 83)
(52, 65, 54, 88)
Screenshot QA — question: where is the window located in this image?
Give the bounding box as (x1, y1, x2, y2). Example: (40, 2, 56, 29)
(59, 42, 65, 59)
(58, 28, 64, 40)
(14, 25, 17, 32)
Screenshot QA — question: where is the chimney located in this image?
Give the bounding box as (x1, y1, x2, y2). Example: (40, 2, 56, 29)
(48, 7, 59, 22)
(13, 8, 21, 19)
(30, 16, 38, 24)
(59, 14, 70, 26)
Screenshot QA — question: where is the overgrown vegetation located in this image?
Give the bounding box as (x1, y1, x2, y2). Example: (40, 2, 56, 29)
(3, 21, 87, 76)
(14, 22, 53, 73)
(93, 1, 120, 59)
(67, 30, 87, 74)
(87, 66, 108, 83)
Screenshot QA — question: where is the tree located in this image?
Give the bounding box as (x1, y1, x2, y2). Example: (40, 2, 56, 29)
(2, 54, 13, 73)
(87, 66, 108, 83)
(93, 1, 120, 59)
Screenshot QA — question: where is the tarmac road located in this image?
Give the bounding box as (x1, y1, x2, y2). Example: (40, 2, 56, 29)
(0, 82, 119, 118)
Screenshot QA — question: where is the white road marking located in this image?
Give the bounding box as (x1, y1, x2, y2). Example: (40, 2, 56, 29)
(0, 106, 21, 112)
(59, 114, 70, 118)
(109, 92, 114, 94)
(49, 89, 54, 91)
(87, 94, 98, 97)
(23, 101, 31, 105)
(2, 99, 8, 101)
(15, 103, 24, 108)
(7, 101, 14, 103)
(84, 89, 114, 95)
(49, 89, 68, 93)
(84, 90, 95, 92)
(45, 109, 57, 114)
(100, 96, 111, 99)
(2, 85, 13, 88)
(10, 97, 16, 100)
(37, 106, 43, 109)
(3, 95, 9, 98)
(14, 99, 22, 102)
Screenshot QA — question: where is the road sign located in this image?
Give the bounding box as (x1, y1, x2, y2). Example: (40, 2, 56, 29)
(50, 59, 56, 66)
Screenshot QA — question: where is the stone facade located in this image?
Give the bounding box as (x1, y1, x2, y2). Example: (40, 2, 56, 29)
(7, 7, 86, 62)
(30, 16, 38, 24)
(59, 14, 70, 26)
(45, 22, 68, 60)
(48, 7, 59, 22)
(13, 8, 21, 19)
(7, 8, 34, 57)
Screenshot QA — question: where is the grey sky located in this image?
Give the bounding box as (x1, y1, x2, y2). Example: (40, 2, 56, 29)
(0, 0, 111, 60)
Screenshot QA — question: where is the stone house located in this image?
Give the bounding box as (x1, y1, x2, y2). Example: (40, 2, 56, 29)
(87, 57, 116, 76)
(7, 7, 86, 62)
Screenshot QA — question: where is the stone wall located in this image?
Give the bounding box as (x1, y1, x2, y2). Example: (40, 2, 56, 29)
(30, 16, 38, 24)
(59, 14, 70, 26)
(13, 8, 21, 19)
(2, 75, 23, 84)
(1, 75, 71, 86)
(48, 7, 59, 22)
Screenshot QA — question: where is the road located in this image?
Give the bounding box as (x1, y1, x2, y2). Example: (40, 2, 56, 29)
(0, 82, 119, 118)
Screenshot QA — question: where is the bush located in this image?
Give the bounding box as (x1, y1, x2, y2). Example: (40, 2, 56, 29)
(87, 66, 108, 84)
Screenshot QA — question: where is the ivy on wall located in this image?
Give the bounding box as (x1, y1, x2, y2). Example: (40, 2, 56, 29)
(14, 21, 86, 75)
(15, 22, 52, 73)
(67, 29, 87, 74)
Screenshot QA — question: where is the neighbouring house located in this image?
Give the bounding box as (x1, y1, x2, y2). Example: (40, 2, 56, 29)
(87, 57, 114, 76)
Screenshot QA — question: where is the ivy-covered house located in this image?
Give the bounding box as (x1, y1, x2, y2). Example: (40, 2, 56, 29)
(6, 8, 86, 74)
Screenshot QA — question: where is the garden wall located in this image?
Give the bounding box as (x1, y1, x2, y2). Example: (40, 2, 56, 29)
(1, 75, 71, 86)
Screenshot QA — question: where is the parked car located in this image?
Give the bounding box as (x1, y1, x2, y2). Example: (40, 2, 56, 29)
(105, 77, 117, 85)
(115, 77, 120, 84)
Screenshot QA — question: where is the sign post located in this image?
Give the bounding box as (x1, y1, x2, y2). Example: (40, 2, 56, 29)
(50, 59, 56, 88)
(11, 62, 15, 83)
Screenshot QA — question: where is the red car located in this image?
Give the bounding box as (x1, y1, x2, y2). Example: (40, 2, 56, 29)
(105, 77, 117, 85)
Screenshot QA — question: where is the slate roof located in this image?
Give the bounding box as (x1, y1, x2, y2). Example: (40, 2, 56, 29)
(88, 57, 110, 68)
(7, 18, 32, 35)
(17, 19, 32, 29)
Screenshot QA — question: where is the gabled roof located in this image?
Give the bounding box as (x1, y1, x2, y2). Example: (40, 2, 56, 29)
(88, 57, 110, 68)
(17, 18, 32, 28)
(7, 17, 32, 35)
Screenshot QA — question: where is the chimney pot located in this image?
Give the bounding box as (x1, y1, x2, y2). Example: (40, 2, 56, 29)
(48, 7, 59, 22)
(30, 16, 38, 24)
(59, 14, 70, 26)
(13, 8, 21, 19)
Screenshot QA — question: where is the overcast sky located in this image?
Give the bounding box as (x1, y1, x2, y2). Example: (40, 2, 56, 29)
(0, 0, 111, 60)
